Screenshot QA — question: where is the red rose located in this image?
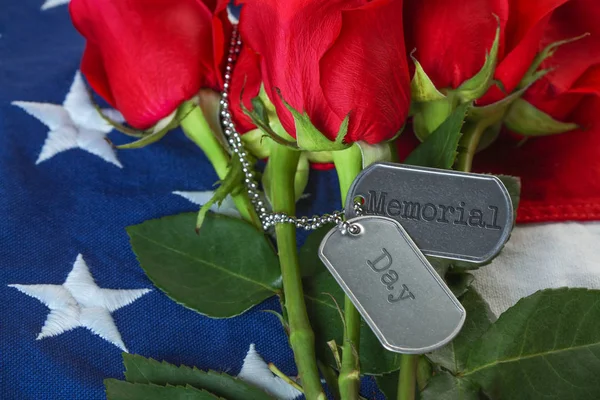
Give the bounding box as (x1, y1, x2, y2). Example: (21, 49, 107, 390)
(229, 45, 263, 134)
(70, 0, 229, 129)
(404, 0, 509, 91)
(239, 0, 411, 145)
(522, 0, 600, 125)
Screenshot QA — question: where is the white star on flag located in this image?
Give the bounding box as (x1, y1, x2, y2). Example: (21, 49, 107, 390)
(172, 191, 241, 218)
(238, 344, 302, 400)
(9, 254, 151, 352)
(41, 0, 70, 10)
(12, 71, 124, 168)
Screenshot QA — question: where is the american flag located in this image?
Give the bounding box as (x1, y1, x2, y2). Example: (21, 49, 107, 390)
(1, 1, 599, 399)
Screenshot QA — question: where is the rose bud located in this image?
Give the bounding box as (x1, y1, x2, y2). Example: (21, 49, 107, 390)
(238, 0, 411, 150)
(405, 0, 507, 95)
(505, 0, 600, 135)
(404, 0, 508, 138)
(70, 0, 228, 130)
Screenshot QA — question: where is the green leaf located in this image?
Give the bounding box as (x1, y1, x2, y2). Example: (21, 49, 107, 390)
(105, 380, 219, 400)
(455, 20, 500, 103)
(420, 372, 480, 400)
(299, 227, 402, 375)
(376, 371, 399, 400)
(504, 98, 578, 136)
(496, 175, 521, 214)
(278, 89, 350, 152)
(427, 289, 494, 374)
(127, 213, 281, 318)
(405, 102, 470, 168)
(462, 288, 600, 399)
(121, 353, 274, 400)
(410, 56, 445, 102)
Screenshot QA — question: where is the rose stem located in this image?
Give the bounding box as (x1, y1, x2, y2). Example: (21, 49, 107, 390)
(398, 354, 418, 400)
(332, 145, 363, 400)
(179, 101, 261, 228)
(455, 120, 489, 173)
(270, 142, 326, 400)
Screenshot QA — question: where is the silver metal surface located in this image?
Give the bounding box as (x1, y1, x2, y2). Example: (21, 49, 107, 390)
(319, 216, 466, 354)
(345, 162, 514, 263)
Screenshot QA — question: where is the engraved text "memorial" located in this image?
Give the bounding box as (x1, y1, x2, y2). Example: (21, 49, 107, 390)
(366, 191, 502, 230)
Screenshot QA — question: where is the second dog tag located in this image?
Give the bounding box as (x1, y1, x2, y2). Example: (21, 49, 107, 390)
(319, 215, 465, 354)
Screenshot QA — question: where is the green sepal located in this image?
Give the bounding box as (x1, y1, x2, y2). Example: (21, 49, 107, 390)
(455, 18, 501, 103)
(455, 85, 529, 157)
(241, 96, 298, 149)
(519, 33, 590, 89)
(305, 151, 333, 164)
(410, 55, 446, 102)
(410, 52, 455, 141)
(468, 84, 529, 123)
(90, 86, 200, 144)
(241, 129, 272, 159)
(116, 93, 215, 149)
(475, 122, 502, 152)
(196, 156, 245, 232)
(412, 96, 456, 141)
(295, 152, 310, 201)
(116, 109, 180, 149)
(504, 98, 579, 136)
(87, 86, 144, 138)
(405, 102, 470, 168)
(277, 89, 350, 152)
(356, 141, 395, 168)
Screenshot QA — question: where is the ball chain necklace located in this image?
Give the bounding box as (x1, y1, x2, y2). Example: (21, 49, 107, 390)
(218, 26, 362, 234)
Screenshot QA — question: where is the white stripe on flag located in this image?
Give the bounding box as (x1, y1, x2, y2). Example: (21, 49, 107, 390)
(472, 221, 600, 316)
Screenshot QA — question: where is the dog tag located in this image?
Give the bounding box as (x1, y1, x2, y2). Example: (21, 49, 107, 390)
(345, 163, 514, 263)
(319, 216, 466, 354)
